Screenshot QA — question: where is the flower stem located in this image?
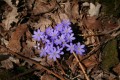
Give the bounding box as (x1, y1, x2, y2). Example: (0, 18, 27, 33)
(73, 52, 90, 80)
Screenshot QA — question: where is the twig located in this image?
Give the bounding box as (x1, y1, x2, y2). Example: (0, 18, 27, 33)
(72, 74, 82, 80)
(0, 45, 65, 80)
(56, 59, 66, 75)
(78, 33, 104, 37)
(73, 52, 90, 80)
(79, 25, 120, 37)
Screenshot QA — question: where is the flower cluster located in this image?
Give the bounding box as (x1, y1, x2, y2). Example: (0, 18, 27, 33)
(32, 20, 85, 61)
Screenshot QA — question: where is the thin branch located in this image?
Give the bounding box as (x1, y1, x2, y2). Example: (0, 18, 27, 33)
(73, 52, 90, 80)
(79, 25, 120, 37)
(0, 45, 65, 80)
(56, 59, 66, 75)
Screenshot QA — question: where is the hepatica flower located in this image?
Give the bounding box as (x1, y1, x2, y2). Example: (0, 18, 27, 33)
(32, 29, 44, 41)
(62, 19, 71, 27)
(40, 47, 47, 57)
(50, 30, 59, 40)
(45, 27, 53, 36)
(74, 42, 85, 55)
(48, 47, 61, 61)
(55, 23, 63, 32)
(32, 19, 86, 61)
(66, 43, 75, 53)
(65, 33, 75, 43)
(42, 35, 50, 44)
(62, 26, 72, 34)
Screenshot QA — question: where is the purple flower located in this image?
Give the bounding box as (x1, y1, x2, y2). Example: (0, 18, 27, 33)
(42, 35, 50, 44)
(48, 47, 61, 61)
(50, 30, 59, 40)
(40, 47, 48, 57)
(62, 19, 71, 27)
(45, 27, 53, 36)
(45, 43, 54, 53)
(65, 33, 75, 42)
(61, 41, 67, 48)
(66, 43, 75, 53)
(62, 27, 72, 34)
(32, 29, 44, 41)
(74, 42, 85, 55)
(55, 23, 63, 32)
(56, 46, 64, 55)
(54, 34, 65, 45)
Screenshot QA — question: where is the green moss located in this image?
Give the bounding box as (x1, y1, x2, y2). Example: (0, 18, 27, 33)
(101, 39, 119, 72)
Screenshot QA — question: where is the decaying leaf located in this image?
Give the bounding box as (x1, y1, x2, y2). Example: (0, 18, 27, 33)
(7, 24, 28, 52)
(1, 59, 13, 69)
(3, 0, 18, 30)
(113, 63, 120, 75)
(31, 57, 48, 66)
(88, 3, 101, 17)
(66, 55, 78, 74)
(32, 0, 57, 15)
(63, 1, 71, 18)
(9, 57, 19, 65)
(59, 12, 69, 20)
(33, 17, 52, 31)
(41, 74, 57, 80)
(21, 42, 34, 58)
(71, 0, 79, 20)
(82, 54, 98, 68)
(50, 12, 61, 24)
(0, 46, 7, 54)
(25, 0, 35, 10)
(83, 16, 102, 30)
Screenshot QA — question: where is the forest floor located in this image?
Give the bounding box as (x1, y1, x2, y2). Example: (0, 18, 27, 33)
(0, 0, 120, 80)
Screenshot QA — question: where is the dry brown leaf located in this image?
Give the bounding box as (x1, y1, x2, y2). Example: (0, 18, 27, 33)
(25, 0, 35, 10)
(59, 12, 69, 20)
(82, 54, 98, 68)
(104, 21, 118, 31)
(50, 12, 61, 24)
(7, 24, 28, 52)
(1, 59, 13, 69)
(0, 46, 7, 53)
(9, 57, 19, 65)
(26, 40, 36, 49)
(3, 0, 18, 30)
(22, 42, 34, 58)
(41, 74, 57, 80)
(71, 0, 79, 20)
(83, 16, 102, 30)
(66, 55, 78, 74)
(32, 0, 57, 15)
(113, 63, 120, 75)
(31, 57, 48, 66)
(70, 58, 78, 74)
(63, 1, 71, 18)
(46, 57, 54, 66)
(33, 17, 52, 31)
